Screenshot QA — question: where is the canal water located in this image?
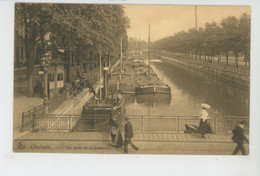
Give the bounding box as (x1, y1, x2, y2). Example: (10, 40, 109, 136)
(124, 58, 250, 118)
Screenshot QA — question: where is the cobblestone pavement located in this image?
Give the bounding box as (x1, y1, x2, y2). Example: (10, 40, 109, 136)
(14, 131, 249, 155)
(13, 96, 44, 139)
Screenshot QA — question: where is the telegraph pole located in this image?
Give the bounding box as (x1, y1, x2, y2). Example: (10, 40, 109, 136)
(138, 36, 141, 61)
(120, 37, 123, 72)
(148, 22, 150, 67)
(99, 50, 102, 100)
(195, 5, 198, 30)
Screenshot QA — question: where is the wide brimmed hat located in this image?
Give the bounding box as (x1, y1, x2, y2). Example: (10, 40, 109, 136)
(201, 103, 210, 109)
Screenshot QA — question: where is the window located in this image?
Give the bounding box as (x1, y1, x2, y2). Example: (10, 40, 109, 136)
(48, 74, 54, 82)
(57, 73, 63, 81)
(21, 47, 23, 59)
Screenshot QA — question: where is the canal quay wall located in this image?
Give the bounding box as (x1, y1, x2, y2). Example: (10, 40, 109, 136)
(155, 53, 250, 88)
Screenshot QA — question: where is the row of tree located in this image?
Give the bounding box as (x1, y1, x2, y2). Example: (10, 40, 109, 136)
(15, 3, 130, 96)
(127, 37, 148, 52)
(152, 13, 250, 67)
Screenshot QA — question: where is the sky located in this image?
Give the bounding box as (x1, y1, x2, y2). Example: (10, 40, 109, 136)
(123, 5, 251, 42)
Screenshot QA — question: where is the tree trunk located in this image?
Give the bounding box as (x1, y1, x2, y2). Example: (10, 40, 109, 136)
(27, 68, 34, 97)
(217, 54, 220, 64)
(97, 53, 100, 65)
(40, 36, 45, 60)
(235, 54, 238, 68)
(95, 52, 98, 67)
(244, 56, 248, 66)
(226, 52, 229, 66)
(89, 52, 92, 70)
(65, 47, 71, 82)
(71, 52, 74, 66)
(93, 53, 96, 67)
(26, 40, 36, 97)
(83, 63, 87, 73)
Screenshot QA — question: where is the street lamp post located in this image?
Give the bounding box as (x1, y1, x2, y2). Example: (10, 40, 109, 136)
(99, 50, 103, 100)
(120, 37, 123, 72)
(41, 50, 51, 100)
(103, 52, 109, 98)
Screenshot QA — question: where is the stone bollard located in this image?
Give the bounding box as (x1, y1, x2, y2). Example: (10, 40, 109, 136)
(43, 98, 49, 114)
(65, 87, 70, 100)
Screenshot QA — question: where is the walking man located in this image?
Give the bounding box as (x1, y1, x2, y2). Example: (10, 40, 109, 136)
(232, 121, 249, 155)
(124, 116, 138, 154)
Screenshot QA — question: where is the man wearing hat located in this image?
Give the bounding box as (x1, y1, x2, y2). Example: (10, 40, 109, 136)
(232, 121, 249, 155)
(124, 116, 138, 153)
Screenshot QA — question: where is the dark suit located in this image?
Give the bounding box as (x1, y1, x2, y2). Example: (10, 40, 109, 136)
(232, 124, 249, 155)
(124, 121, 138, 153)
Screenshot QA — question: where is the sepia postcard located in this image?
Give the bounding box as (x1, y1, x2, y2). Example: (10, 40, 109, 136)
(13, 3, 251, 155)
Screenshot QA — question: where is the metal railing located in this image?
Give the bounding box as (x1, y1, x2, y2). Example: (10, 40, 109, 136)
(32, 114, 110, 132)
(20, 88, 72, 132)
(127, 115, 249, 134)
(33, 114, 81, 131)
(19, 58, 122, 132)
(29, 114, 249, 134)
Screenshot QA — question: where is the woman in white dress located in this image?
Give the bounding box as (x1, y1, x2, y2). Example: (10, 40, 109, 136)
(198, 104, 212, 138)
